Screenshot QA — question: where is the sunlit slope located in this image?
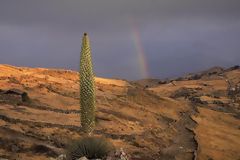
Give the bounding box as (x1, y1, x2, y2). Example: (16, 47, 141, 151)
(0, 64, 239, 160)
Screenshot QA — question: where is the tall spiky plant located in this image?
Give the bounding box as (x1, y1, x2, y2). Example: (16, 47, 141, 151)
(79, 33, 96, 134)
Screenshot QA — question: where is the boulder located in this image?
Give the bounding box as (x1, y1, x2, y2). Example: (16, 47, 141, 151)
(49, 154, 66, 160)
(56, 154, 67, 160)
(158, 80, 167, 84)
(77, 157, 88, 160)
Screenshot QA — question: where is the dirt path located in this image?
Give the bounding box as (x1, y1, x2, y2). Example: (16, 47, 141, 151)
(159, 103, 198, 160)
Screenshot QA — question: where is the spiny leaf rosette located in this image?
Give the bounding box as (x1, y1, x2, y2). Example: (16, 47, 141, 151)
(79, 33, 96, 134)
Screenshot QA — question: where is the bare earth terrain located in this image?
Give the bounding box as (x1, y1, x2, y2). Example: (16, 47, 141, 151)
(0, 64, 239, 160)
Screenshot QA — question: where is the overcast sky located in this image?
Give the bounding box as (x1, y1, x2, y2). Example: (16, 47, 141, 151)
(0, 0, 240, 80)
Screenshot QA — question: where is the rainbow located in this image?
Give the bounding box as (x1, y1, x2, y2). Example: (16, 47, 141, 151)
(129, 19, 149, 78)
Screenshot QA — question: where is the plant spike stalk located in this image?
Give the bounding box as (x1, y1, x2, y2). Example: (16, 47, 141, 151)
(79, 33, 96, 134)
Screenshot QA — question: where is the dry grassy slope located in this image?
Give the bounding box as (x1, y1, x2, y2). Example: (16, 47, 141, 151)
(0, 64, 239, 160)
(149, 67, 240, 160)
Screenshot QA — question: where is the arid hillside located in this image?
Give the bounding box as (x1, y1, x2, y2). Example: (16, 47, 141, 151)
(0, 64, 239, 160)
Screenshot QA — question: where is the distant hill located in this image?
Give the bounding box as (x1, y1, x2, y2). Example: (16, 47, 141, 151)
(135, 65, 240, 88)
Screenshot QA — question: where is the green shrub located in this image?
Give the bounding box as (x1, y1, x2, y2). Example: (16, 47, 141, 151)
(21, 92, 30, 102)
(66, 137, 114, 160)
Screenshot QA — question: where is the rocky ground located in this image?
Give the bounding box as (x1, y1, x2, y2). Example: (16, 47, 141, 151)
(0, 64, 239, 160)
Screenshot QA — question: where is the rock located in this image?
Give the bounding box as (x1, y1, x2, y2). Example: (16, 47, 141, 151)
(212, 100, 224, 105)
(202, 83, 208, 86)
(77, 157, 88, 160)
(158, 80, 167, 84)
(11, 144, 19, 152)
(3, 89, 25, 95)
(106, 148, 129, 160)
(2, 89, 30, 102)
(188, 96, 206, 104)
(49, 154, 67, 160)
(188, 74, 202, 80)
(56, 154, 67, 160)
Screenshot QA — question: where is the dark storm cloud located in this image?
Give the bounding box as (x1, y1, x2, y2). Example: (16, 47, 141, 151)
(0, 0, 240, 79)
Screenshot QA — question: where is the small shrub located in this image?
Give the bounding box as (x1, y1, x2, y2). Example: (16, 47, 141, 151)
(8, 77, 20, 84)
(66, 137, 114, 160)
(21, 92, 30, 102)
